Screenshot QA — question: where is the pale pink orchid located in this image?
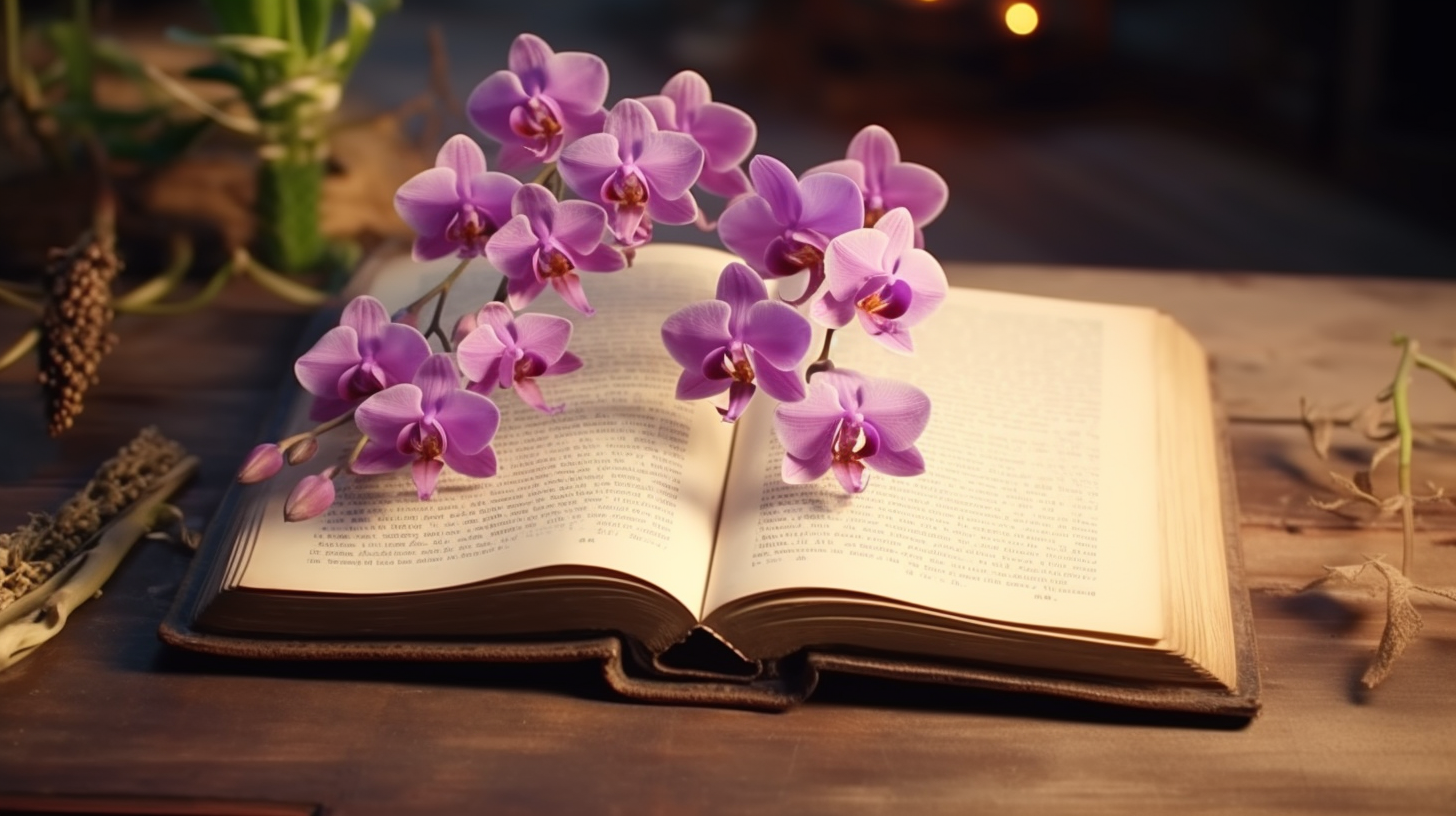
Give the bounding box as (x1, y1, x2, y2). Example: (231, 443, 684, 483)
(804, 125, 948, 246)
(294, 296, 431, 421)
(774, 369, 930, 494)
(393, 134, 522, 261)
(638, 71, 756, 199)
(466, 34, 609, 170)
(485, 184, 625, 316)
(558, 98, 704, 247)
(353, 354, 501, 501)
(457, 302, 583, 414)
(812, 207, 948, 354)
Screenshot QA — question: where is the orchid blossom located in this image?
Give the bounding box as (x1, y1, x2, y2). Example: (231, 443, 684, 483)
(716, 155, 864, 305)
(466, 33, 609, 170)
(662, 262, 811, 422)
(638, 71, 756, 199)
(774, 369, 930, 494)
(457, 302, 583, 414)
(804, 125, 948, 245)
(294, 296, 431, 421)
(485, 184, 625, 315)
(393, 135, 522, 262)
(812, 207, 948, 354)
(353, 354, 501, 501)
(558, 98, 704, 247)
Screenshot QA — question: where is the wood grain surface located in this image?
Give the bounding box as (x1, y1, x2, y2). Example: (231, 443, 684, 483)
(1, 263, 1453, 816)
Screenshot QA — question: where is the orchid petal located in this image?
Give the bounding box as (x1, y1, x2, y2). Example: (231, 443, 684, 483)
(809, 290, 857, 329)
(412, 232, 459, 262)
(294, 326, 360, 398)
(434, 389, 500, 454)
(604, 99, 656, 160)
(638, 131, 704, 201)
(436, 135, 487, 197)
(691, 102, 756, 169)
(355, 384, 423, 442)
(831, 459, 868, 493)
(511, 184, 558, 232)
(696, 164, 751, 199)
(773, 384, 844, 459)
(645, 190, 698, 226)
(797, 172, 865, 239)
(874, 208, 916, 266)
(661, 300, 732, 369)
(352, 439, 413, 474)
(825, 228, 890, 300)
(443, 443, 498, 478)
(882, 162, 949, 226)
(866, 443, 925, 477)
(637, 94, 679, 131)
(676, 368, 730, 400)
(485, 214, 542, 285)
(340, 296, 390, 344)
(465, 70, 530, 144)
(541, 52, 609, 114)
(547, 351, 583, 376)
(506, 275, 549, 313)
(663, 70, 711, 114)
(891, 248, 948, 326)
(372, 323, 431, 386)
(570, 241, 626, 273)
(467, 172, 523, 226)
(414, 354, 462, 410)
(748, 155, 802, 224)
(716, 262, 767, 334)
(716, 195, 781, 273)
(494, 142, 541, 172)
(723, 380, 755, 422)
(803, 159, 865, 190)
(512, 378, 559, 414)
(746, 347, 805, 403)
(394, 167, 461, 240)
(847, 125, 900, 179)
(607, 205, 648, 247)
(859, 312, 916, 354)
(782, 449, 833, 484)
(513, 313, 574, 363)
(550, 274, 594, 316)
(552, 199, 610, 254)
(411, 457, 444, 500)
(859, 378, 931, 450)
(559, 134, 623, 202)
(507, 33, 552, 80)
(741, 301, 811, 368)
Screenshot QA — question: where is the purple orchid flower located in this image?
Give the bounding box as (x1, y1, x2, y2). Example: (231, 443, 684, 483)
(456, 302, 583, 414)
(812, 207, 948, 354)
(638, 71, 756, 199)
(662, 262, 812, 423)
(294, 296, 431, 421)
(353, 354, 501, 501)
(466, 33, 609, 170)
(485, 184, 625, 315)
(393, 134, 522, 262)
(716, 155, 864, 305)
(804, 125, 949, 246)
(558, 98, 704, 247)
(774, 369, 930, 494)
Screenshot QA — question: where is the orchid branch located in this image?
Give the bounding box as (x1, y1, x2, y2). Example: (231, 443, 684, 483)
(0, 328, 39, 370)
(0, 282, 41, 314)
(805, 329, 836, 381)
(403, 257, 472, 351)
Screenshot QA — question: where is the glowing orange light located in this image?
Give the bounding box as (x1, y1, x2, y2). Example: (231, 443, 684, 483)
(1004, 2, 1039, 35)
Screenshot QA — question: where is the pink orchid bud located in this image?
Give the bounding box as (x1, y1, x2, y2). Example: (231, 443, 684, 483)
(285, 436, 319, 465)
(284, 467, 338, 522)
(237, 444, 284, 484)
(451, 310, 480, 345)
(392, 307, 420, 329)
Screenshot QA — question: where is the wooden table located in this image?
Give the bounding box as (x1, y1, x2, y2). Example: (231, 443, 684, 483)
(1, 262, 1453, 815)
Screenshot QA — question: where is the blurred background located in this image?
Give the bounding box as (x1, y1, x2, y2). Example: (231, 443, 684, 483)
(7, 0, 1456, 277)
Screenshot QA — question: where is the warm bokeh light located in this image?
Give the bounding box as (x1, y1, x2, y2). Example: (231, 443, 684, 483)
(1004, 2, 1039, 35)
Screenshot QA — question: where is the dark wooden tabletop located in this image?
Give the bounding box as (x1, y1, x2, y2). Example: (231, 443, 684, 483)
(1, 262, 1453, 816)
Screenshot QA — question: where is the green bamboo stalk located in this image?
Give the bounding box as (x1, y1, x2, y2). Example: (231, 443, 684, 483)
(255, 155, 325, 274)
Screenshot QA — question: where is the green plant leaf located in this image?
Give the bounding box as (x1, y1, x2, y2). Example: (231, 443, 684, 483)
(333, 1, 376, 76)
(184, 62, 246, 87)
(297, 0, 333, 57)
(44, 20, 93, 107)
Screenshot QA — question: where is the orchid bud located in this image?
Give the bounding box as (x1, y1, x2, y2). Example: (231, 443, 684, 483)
(285, 436, 319, 465)
(284, 467, 338, 522)
(451, 310, 480, 345)
(237, 444, 284, 484)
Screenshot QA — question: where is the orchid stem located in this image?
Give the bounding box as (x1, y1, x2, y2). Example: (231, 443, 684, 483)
(492, 276, 508, 304)
(0, 282, 41, 314)
(345, 433, 369, 471)
(0, 327, 38, 371)
(406, 257, 472, 351)
(1414, 351, 1456, 389)
(279, 408, 357, 451)
(1390, 335, 1416, 574)
(805, 329, 836, 382)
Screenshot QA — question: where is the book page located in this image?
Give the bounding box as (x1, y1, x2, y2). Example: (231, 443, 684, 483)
(231, 245, 740, 614)
(705, 287, 1166, 640)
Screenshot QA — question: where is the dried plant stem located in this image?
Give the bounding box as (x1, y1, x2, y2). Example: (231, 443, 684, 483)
(112, 234, 193, 310)
(0, 327, 38, 370)
(0, 282, 41, 313)
(1414, 352, 1456, 387)
(1390, 336, 1416, 573)
(280, 408, 357, 451)
(405, 257, 473, 351)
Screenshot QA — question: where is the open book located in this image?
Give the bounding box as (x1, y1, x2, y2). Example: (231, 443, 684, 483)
(163, 244, 1260, 716)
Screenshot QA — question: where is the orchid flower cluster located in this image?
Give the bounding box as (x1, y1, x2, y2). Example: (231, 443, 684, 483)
(237, 33, 950, 520)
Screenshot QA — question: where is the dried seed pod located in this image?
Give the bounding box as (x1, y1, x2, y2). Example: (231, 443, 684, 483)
(36, 230, 121, 436)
